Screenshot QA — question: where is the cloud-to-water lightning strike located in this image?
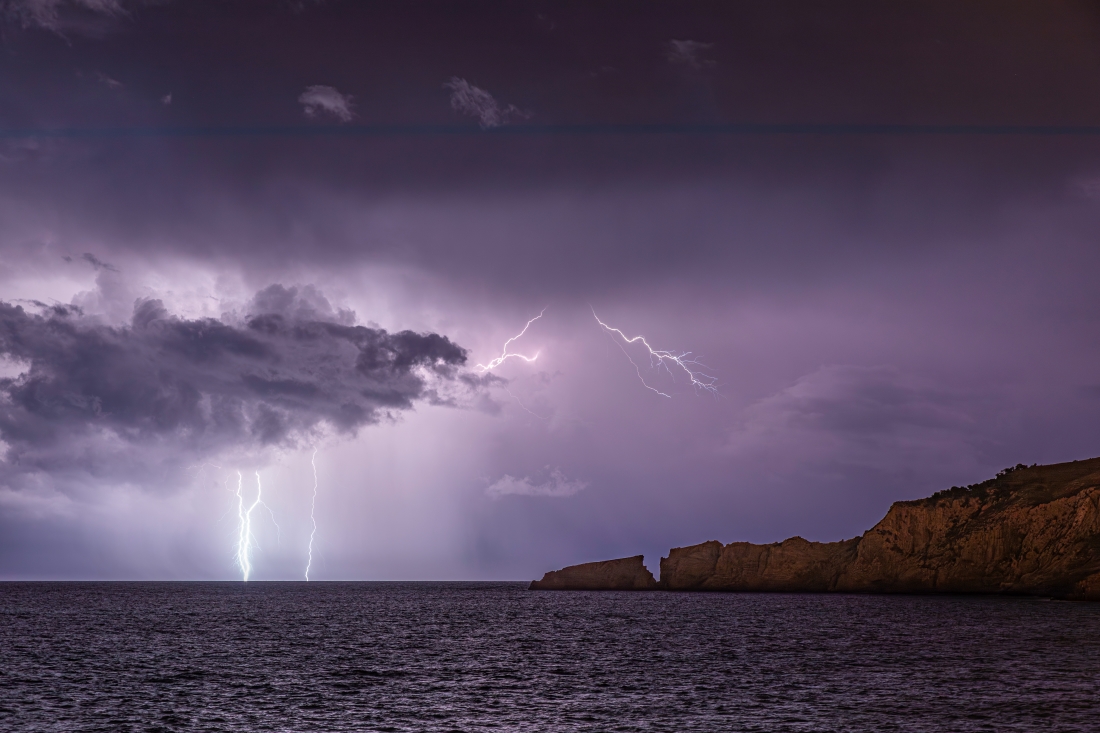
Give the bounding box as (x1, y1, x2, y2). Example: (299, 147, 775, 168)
(234, 472, 255, 581)
(475, 308, 546, 372)
(305, 449, 319, 581)
(234, 470, 276, 581)
(592, 308, 719, 398)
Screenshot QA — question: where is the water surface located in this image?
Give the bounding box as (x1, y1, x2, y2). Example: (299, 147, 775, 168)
(1, 582, 1097, 732)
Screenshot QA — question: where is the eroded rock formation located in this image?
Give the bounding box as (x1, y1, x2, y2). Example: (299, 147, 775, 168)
(531, 458, 1100, 600)
(529, 555, 657, 590)
(659, 537, 860, 592)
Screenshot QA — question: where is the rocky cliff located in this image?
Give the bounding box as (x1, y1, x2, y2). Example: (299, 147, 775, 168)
(529, 555, 657, 590)
(532, 458, 1100, 600)
(659, 537, 860, 592)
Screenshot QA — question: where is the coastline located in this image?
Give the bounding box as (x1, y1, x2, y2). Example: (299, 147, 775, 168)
(531, 458, 1100, 601)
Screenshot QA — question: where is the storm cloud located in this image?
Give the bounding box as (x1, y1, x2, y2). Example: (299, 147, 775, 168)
(3, 1, 1100, 579)
(0, 285, 467, 486)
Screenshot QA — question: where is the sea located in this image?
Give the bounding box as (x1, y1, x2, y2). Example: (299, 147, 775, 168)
(1, 582, 1098, 732)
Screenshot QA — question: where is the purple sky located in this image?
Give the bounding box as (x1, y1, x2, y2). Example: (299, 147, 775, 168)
(2, 0, 1100, 580)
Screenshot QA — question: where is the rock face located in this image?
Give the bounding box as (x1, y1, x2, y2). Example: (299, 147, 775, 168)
(660, 537, 860, 592)
(660, 458, 1100, 600)
(531, 458, 1100, 600)
(529, 555, 657, 590)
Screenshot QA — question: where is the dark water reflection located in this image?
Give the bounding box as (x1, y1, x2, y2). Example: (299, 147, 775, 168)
(1, 582, 1098, 731)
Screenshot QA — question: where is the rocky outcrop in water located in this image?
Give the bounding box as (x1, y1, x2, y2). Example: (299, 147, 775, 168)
(659, 537, 860, 592)
(529, 555, 657, 590)
(532, 458, 1100, 600)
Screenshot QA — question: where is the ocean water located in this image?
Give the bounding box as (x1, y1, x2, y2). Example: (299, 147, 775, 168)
(1, 583, 1098, 732)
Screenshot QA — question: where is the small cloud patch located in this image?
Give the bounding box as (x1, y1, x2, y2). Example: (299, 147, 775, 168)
(666, 39, 715, 69)
(486, 467, 587, 498)
(95, 71, 122, 89)
(445, 77, 528, 129)
(298, 85, 355, 122)
(4, 0, 125, 32)
(80, 252, 118, 272)
(1070, 176, 1100, 201)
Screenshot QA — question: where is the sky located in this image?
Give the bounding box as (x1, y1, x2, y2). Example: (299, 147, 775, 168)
(2, 0, 1100, 580)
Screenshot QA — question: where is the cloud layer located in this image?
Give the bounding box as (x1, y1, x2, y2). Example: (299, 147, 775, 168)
(0, 285, 467, 486)
(728, 365, 983, 473)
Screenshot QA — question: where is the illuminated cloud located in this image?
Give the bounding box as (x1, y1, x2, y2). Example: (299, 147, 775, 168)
(298, 85, 355, 122)
(444, 77, 528, 129)
(486, 467, 587, 498)
(2, 0, 125, 32)
(0, 285, 467, 487)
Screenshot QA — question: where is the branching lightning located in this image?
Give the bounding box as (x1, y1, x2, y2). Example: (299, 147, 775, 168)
(234, 470, 277, 581)
(475, 308, 546, 372)
(592, 308, 718, 397)
(305, 449, 319, 581)
(234, 471, 254, 580)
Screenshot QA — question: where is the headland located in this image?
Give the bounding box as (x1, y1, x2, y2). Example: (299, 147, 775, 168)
(530, 457, 1100, 600)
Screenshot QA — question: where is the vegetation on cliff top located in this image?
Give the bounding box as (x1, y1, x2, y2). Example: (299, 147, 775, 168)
(916, 457, 1100, 508)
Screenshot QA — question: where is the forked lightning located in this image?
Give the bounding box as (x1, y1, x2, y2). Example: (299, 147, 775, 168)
(475, 308, 546, 372)
(592, 308, 718, 397)
(234, 470, 274, 582)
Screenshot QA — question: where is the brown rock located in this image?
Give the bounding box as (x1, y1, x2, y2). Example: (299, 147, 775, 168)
(658, 458, 1100, 600)
(529, 555, 657, 590)
(832, 459, 1100, 598)
(661, 536, 860, 592)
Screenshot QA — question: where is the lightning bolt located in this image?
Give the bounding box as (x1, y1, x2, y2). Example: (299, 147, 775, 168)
(305, 449, 319, 581)
(234, 471, 254, 581)
(592, 308, 718, 397)
(504, 385, 549, 420)
(475, 308, 546, 372)
(234, 470, 276, 581)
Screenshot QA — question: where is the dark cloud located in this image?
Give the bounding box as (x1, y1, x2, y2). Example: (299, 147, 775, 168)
(79, 252, 118, 272)
(0, 284, 467, 484)
(728, 365, 989, 479)
(745, 365, 969, 436)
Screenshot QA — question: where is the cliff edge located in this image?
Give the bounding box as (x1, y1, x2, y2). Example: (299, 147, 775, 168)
(529, 555, 657, 590)
(531, 458, 1100, 600)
